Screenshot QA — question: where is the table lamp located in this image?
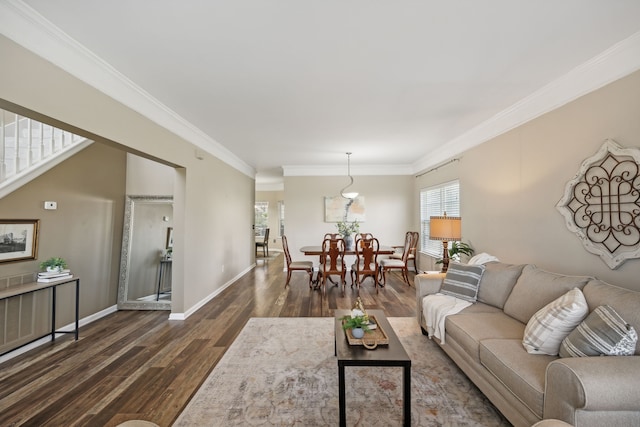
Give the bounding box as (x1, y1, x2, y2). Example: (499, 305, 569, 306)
(429, 214, 462, 273)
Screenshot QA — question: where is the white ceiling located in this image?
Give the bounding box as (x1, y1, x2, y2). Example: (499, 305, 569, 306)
(4, 1, 640, 189)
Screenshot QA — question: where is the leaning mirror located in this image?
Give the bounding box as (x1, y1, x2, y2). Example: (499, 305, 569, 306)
(118, 195, 173, 310)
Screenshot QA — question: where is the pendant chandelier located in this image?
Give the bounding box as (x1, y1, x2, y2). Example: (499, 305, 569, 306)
(340, 152, 359, 199)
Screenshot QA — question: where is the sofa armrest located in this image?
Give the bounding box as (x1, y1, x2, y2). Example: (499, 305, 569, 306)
(544, 356, 640, 424)
(415, 273, 445, 325)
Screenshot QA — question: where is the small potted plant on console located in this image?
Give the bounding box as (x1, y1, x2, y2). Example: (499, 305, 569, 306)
(39, 257, 68, 273)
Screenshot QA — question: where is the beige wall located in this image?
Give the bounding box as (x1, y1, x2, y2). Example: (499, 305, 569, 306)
(0, 143, 126, 328)
(417, 69, 640, 291)
(0, 35, 255, 317)
(126, 154, 175, 195)
(284, 175, 415, 262)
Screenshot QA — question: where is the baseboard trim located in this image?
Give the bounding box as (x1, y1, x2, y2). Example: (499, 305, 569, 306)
(169, 264, 254, 321)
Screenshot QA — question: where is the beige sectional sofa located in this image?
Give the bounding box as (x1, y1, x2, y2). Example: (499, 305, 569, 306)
(415, 262, 640, 427)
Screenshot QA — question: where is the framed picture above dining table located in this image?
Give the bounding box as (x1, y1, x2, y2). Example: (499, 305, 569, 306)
(324, 196, 366, 222)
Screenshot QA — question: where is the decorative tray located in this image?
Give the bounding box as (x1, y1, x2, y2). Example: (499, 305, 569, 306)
(343, 315, 389, 347)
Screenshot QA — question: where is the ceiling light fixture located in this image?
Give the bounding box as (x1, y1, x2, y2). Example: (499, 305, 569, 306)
(340, 152, 359, 199)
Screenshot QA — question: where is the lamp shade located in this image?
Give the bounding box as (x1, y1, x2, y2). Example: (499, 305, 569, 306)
(429, 216, 462, 241)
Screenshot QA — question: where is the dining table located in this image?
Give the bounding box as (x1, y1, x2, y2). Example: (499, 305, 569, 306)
(299, 245, 396, 256)
(300, 245, 396, 290)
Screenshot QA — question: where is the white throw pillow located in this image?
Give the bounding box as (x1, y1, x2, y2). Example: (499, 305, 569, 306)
(522, 287, 588, 355)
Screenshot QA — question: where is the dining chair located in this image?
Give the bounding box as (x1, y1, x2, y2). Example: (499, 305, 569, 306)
(389, 231, 419, 273)
(379, 230, 416, 286)
(281, 235, 314, 288)
(255, 228, 270, 257)
(317, 235, 347, 294)
(350, 235, 380, 293)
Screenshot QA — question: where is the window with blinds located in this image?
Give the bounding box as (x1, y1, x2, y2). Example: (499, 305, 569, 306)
(419, 180, 460, 257)
(255, 201, 269, 236)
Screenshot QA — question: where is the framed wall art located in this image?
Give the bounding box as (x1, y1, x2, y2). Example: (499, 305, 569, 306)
(0, 219, 40, 263)
(324, 196, 366, 222)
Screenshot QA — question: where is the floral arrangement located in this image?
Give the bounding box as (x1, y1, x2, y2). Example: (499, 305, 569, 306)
(336, 220, 360, 237)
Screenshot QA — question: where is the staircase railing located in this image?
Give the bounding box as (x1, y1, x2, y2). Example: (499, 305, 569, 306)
(0, 108, 92, 199)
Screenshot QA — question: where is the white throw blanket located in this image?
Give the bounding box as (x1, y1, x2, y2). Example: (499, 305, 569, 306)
(467, 252, 499, 265)
(422, 293, 472, 344)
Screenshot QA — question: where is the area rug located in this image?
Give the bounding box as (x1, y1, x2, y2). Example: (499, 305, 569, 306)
(173, 317, 510, 426)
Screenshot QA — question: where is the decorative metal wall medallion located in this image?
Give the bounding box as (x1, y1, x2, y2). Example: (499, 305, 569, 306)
(556, 139, 640, 269)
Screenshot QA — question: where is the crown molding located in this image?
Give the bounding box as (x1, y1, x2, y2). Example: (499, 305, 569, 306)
(413, 30, 640, 175)
(0, 0, 255, 178)
(282, 164, 413, 177)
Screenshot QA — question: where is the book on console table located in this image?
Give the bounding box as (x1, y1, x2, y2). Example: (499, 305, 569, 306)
(38, 269, 71, 279)
(38, 273, 73, 283)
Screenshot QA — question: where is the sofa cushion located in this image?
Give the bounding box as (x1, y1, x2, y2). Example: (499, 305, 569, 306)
(480, 338, 556, 418)
(453, 302, 503, 315)
(503, 265, 591, 324)
(477, 262, 526, 309)
(445, 310, 525, 364)
(522, 288, 588, 355)
(583, 279, 640, 355)
(559, 305, 638, 357)
(440, 263, 485, 302)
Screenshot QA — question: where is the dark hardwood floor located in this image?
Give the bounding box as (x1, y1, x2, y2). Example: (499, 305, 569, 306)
(0, 253, 418, 426)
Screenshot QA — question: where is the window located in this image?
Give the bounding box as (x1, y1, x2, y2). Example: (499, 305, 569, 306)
(278, 201, 285, 237)
(420, 180, 460, 257)
(254, 201, 268, 237)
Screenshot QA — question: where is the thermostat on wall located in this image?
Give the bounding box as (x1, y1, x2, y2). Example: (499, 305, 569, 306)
(44, 201, 57, 210)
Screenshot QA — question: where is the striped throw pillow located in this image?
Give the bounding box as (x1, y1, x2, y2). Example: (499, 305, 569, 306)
(440, 263, 485, 302)
(559, 305, 638, 357)
(522, 287, 588, 355)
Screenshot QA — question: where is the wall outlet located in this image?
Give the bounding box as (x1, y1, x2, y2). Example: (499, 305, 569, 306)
(44, 201, 57, 210)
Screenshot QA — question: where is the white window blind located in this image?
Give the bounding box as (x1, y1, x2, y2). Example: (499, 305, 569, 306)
(420, 180, 460, 257)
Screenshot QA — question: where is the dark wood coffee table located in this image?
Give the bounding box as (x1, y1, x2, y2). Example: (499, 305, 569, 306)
(334, 309, 411, 427)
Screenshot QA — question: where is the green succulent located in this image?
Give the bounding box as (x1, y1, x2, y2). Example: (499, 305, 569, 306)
(340, 315, 371, 332)
(39, 257, 68, 270)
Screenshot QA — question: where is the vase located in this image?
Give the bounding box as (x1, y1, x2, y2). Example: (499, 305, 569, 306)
(352, 327, 364, 339)
(344, 235, 354, 251)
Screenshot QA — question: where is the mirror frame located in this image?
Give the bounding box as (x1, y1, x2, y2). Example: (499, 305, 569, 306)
(117, 195, 173, 310)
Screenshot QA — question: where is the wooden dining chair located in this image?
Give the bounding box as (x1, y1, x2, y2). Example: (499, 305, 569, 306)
(350, 235, 380, 293)
(282, 235, 314, 288)
(379, 231, 416, 286)
(317, 235, 346, 294)
(255, 228, 270, 257)
(389, 231, 419, 273)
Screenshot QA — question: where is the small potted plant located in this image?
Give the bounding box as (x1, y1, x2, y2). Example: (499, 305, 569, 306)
(341, 313, 371, 339)
(436, 241, 475, 265)
(39, 257, 68, 273)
